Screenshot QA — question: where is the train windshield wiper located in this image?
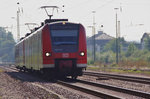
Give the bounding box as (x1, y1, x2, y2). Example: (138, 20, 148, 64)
(54, 42, 77, 45)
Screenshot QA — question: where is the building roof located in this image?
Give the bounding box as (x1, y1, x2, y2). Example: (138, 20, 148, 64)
(141, 32, 150, 42)
(88, 31, 114, 40)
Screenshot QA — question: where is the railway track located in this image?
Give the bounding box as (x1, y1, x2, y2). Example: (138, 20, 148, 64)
(2, 65, 150, 98)
(0, 66, 66, 99)
(57, 80, 120, 99)
(58, 78, 150, 98)
(84, 71, 150, 84)
(78, 79, 150, 98)
(4, 66, 120, 98)
(1, 66, 118, 98)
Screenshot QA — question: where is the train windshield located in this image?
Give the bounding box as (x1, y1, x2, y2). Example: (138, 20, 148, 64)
(51, 29, 78, 52)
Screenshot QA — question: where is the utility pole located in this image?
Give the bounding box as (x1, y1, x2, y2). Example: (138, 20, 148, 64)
(87, 11, 96, 62)
(114, 8, 119, 64)
(118, 21, 121, 61)
(92, 11, 96, 62)
(17, 2, 20, 42)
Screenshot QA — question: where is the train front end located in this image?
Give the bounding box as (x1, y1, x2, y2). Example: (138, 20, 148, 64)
(42, 22, 87, 78)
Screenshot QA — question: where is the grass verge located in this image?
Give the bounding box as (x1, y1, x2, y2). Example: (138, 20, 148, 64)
(0, 68, 3, 73)
(87, 66, 150, 76)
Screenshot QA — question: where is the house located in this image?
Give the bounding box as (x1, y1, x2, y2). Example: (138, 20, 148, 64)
(141, 32, 150, 49)
(87, 31, 114, 52)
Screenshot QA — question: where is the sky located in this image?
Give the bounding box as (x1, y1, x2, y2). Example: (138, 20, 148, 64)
(0, 0, 150, 42)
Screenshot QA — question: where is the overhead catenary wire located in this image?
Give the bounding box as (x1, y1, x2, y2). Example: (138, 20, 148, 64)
(77, 0, 115, 22)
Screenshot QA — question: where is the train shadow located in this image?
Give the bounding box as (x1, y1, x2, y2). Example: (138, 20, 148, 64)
(6, 71, 57, 83)
(5, 71, 77, 83)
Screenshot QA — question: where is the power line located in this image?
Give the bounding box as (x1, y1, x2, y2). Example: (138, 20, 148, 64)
(77, 0, 115, 21)
(94, 0, 114, 11)
(64, 0, 91, 13)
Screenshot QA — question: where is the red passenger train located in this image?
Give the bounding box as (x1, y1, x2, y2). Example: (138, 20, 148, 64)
(15, 19, 87, 79)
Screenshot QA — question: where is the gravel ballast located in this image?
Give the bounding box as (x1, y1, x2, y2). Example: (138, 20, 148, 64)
(0, 67, 91, 99)
(0, 70, 60, 99)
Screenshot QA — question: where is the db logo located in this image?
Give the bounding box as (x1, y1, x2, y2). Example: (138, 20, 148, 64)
(62, 53, 69, 58)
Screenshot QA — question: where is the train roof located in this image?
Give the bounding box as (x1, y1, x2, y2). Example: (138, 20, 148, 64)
(16, 19, 82, 45)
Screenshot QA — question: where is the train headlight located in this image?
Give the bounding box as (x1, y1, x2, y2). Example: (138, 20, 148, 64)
(80, 52, 85, 56)
(45, 52, 51, 57)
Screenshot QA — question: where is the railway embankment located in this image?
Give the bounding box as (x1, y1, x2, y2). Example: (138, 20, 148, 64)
(0, 66, 91, 99)
(0, 67, 60, 99)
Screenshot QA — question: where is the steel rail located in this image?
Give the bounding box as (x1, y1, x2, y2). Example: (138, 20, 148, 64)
(0, 66, 120, 98)
(57, 80, 120, 99)
(0, 66, 66, 99)
(84, 71, 150, 84)
(3, 65, 150, 98)
(76, 79, 150, 98)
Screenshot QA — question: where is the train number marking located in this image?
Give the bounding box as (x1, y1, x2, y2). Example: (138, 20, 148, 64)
(62, 53, 69, 58)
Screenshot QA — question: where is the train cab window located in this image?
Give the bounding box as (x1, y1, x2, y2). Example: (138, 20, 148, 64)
(50, 29, 79, 52)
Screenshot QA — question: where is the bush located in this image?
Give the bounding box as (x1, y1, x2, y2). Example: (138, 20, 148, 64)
(87, 40, 150, 69)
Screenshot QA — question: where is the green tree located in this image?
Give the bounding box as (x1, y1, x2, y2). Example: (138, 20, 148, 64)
(103, 38, 124, 53)
(0, 27, 16, 62)
(103, 39, 116, 52)
(126, 43, 137, 57)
